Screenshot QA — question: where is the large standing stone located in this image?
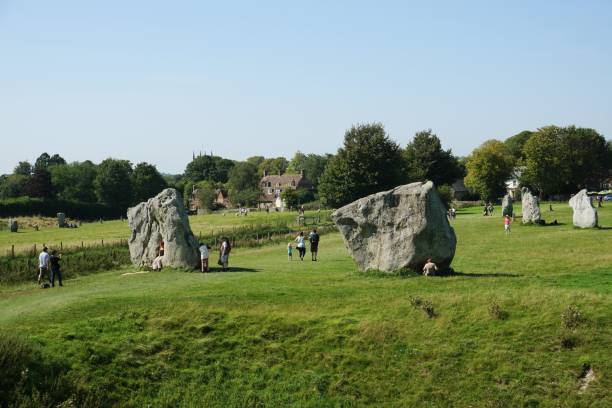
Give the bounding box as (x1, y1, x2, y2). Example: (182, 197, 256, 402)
(127, 188, 199, 269)
(502, 194, 513, 217)
(8, 219, 18, 233)
(521, 187, 541, 224)
(331, 181, 457, 273)
(57, 212, 66, 228)
(569, 189, 598, 228)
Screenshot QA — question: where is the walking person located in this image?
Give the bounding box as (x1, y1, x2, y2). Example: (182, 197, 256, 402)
(219, 237, 231, 271)
(309, 228, 320, 261)
(504, 214, 512, 235)
(38, 246, 50, 284)
(199, 242, 209, 272)
(295, 231, 306, 261)
(49, 250, 63, 287)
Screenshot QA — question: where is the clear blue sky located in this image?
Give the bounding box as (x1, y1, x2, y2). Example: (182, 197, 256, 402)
(1, 0, 611, 174)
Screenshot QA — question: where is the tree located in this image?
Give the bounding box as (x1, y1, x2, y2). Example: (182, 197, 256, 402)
(520, 126, 568, 197)
(13, 161, 32, 176)
(246, 156, 266, 169)
(34, 152, 65, 170)
(50, 161, 98, 202)
(258, 157, 289, 176)
(184, 155, 234, 183)
(504, 130, 533, 161)
(302, 154, 330, 191)
(286, 151, 307, 173)
(0, 174, 29, 199)
(561, 126, 609, 192)
(403, 130, 464, 186)
(131, 162, 168, 204)
(24, 168, 54, 198)
(196, 181, 217, 213)
(231, 189, 260, 207)
(281, 189, 300, 209)
(319, 123, 407, 208)
(227, 162, 259, 193)
(94, 159, 134, 210)
(464, 140, 515, 201)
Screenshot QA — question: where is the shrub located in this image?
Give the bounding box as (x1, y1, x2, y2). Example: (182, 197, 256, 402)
(0, 197, 124, 220)
(561, 305, 585, 330)
(488, 300, 508, 320)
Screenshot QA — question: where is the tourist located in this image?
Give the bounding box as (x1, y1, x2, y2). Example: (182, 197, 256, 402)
(219, 237, 231, 271)
(295, 231, 306, 261)
(199, 242, 209, 272)
(309, 228, 320, 261)
(287, 242, 293, 261)
(38, 246, 50, 284)
(504, 215, 512, 235)
(451, 207, 457, 219)
(423, 259, 438, 276)
(49, 250, 63, 287)
(152, 241, 164, 270)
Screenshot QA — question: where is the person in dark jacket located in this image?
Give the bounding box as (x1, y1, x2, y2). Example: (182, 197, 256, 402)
(309, 228, 320, 261)
(50, 250, 63, 287)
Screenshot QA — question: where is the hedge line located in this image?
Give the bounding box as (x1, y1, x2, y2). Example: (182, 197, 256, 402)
(0, 197, 124, 220)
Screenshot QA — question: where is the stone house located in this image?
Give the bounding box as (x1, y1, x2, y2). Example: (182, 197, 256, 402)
(258, 170, 312, 210)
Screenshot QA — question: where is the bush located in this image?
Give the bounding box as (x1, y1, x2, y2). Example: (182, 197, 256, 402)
(0, 197, 124, 220)
(561, 305, 585, 330)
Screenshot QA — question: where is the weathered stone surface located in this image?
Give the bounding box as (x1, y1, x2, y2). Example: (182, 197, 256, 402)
(331, 181, 456, 273)
(57, 212, 66, 228)
(502, 195, 513, 217)
(127, 188, 199, 269)
(569, 189, 598, 228)
(8, 219, 18, 233)
(521, 187, 541, 223)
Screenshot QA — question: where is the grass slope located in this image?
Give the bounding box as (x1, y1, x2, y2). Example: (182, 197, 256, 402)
(0, 205, 610, 407)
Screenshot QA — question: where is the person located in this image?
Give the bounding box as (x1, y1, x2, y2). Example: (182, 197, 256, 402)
(38, 246, 50, 284)
(199, 242, 209, 272)
(219, 237, 231, 271)
(309, 228, 320, 261)
(450, 207, 457, 219)
(504, 215, 512, 235)
(152, 241, 164, 270)
(295, 231, 306, 261)
(287, 242, 293, 261)
(49, 250, 63, 287)
(423, 258, 438, 276)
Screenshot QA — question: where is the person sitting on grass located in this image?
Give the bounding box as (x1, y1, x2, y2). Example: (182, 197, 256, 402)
(423, 258, 438, 276)
(199, 242, 209, 272)
(152, 241, 164, 271)
(50, 250, 63, 287)
(287, 242, 293, 261)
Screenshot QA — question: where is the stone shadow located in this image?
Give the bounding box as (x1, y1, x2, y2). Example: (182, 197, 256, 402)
(445, 271, 522, 278)
(207, 266, 258, 273)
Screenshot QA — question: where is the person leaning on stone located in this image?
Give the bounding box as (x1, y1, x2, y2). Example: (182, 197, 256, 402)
(422, 258, 438, 276)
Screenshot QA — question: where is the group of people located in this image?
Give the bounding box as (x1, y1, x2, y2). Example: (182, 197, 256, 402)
(38, 246, 63, 288)
(483, 203, 494, 216)
(288, 228, 319, 261)
(150, 238, 232, 273)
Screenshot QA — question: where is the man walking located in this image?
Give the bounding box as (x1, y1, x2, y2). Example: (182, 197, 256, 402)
(38, 246, 50, 284)
(309, 228, 320, 261)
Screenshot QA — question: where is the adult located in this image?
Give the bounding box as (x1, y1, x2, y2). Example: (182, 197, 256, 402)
(50, 250, 63, 287)
(219, 238, 231, 271)
(309, 228, 320, 261)
(38, 246, 50, 284)
(295, 231, 306, 261)
(422, 258, 438, 276)
(152, 241, 164, 271)
(199, 242, 209, 272)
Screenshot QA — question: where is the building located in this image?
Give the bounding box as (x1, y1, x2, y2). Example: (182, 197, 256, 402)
(258, 170, 312, 210)
(189, 187, 229, 214)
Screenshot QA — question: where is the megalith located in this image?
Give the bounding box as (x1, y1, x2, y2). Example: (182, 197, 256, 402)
(502, 194, 513, 217)
(57, 213, 66, 228)
(521, 187, 541, 223)
(569, 189, 598, 228)
(331, 181, 457, 273)
(127, 188, 199, 269)
(8, 219, 18, 233)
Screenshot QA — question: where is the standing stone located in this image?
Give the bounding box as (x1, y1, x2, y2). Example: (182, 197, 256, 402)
(569, 189, 598, 228)
(521, 187, 541, 224)
(57, 212, 66, 228)
(502, 194, 513, 217)
(331, 181, 457, 273)
(127, 188, 199, 269)
(8, 219, 18, 233)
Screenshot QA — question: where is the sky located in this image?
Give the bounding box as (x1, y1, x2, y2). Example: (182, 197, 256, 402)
(1, 0, 611, 175)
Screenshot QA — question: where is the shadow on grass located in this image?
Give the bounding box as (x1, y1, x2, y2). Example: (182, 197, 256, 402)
(448, 271, 522, 278)
(208, 266, 258, 273)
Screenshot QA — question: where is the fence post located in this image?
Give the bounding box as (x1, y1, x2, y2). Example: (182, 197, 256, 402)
(81, 241, 84, 249)
(102, 239, 104, 246)
(11, 245, 14, 258)
(34, 244, 37, 254)
(60, 242, 63, 250)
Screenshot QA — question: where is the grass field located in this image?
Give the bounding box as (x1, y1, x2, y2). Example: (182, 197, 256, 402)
(1, 204, 610, 407)
(0, 210, 331, 255)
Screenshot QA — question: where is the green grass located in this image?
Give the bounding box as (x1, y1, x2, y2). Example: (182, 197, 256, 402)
(0, 210, 331, 255)
(0, 204, 610, 407)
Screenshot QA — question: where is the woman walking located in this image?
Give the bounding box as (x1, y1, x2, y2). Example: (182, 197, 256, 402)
(295, 231, 306, 261)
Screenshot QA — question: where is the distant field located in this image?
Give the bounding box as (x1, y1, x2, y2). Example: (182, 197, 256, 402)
(0, 210, 332, 255)
(0, 203, 610, 406)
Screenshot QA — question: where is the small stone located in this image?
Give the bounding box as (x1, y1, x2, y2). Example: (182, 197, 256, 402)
(569, 189, 598, 228)
(57, 212, 66, 228)
(502, 194, 513, 217)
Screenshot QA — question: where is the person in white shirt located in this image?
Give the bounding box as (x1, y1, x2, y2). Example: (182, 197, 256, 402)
(38, 246, 50, 284)
(423, 258, 438, 276)
(199, 242, 209, 272)
(295, 231, 306, 261)
(219, 238, 231, 271)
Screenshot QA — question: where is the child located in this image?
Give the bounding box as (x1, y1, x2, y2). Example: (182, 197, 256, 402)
(504, 215, 511, 235)
(287, 242, 293, 261)
(199, 242, 209, 272)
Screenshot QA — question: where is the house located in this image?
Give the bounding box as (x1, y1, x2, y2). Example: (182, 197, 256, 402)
(258, 170, 312, 210)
